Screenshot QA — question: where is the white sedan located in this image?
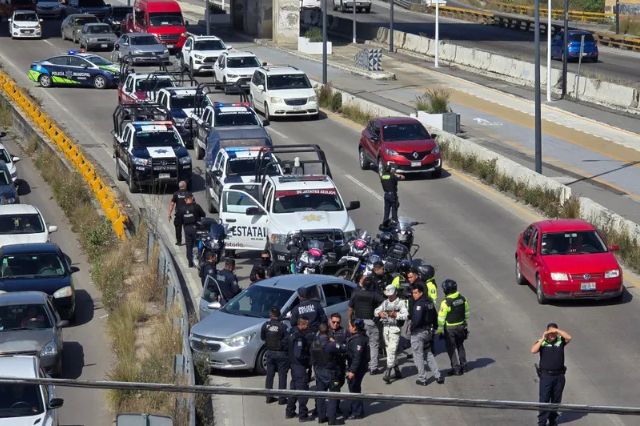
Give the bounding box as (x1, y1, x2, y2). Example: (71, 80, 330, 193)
(0, 143, 21, 182)
(0, 204, 57, 247)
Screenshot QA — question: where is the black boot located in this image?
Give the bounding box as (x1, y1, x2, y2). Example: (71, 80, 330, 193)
(383, 368, 392, 384)
(393, 366, 402, 379)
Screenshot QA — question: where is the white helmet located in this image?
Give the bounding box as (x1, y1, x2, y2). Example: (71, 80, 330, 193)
(383, 284, 396, 297)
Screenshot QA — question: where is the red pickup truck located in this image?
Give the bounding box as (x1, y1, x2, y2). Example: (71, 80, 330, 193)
(122, 0, 187, 52)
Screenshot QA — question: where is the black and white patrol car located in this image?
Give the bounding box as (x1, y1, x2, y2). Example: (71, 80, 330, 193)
(156, 87, 211, 147)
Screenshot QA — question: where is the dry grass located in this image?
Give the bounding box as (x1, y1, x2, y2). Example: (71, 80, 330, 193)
(0, 100, 12, 128)
(316, 84, 371, 124)
(611, 16, 640, 37)
(415, 88, 452, 113)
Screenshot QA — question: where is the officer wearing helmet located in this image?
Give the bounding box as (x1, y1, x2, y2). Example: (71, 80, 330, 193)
(392, 265, 438, 304)
(379, 164, 405, 224)
(437, 279, 470, 376)
(374, 284, 409, 384)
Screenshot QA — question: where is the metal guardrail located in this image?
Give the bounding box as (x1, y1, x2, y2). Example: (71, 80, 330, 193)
(492, 1, 613, 23)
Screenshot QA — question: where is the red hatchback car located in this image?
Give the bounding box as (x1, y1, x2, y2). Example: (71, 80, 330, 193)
(358, 117, 442, 178)
(515, 219, 623, 304)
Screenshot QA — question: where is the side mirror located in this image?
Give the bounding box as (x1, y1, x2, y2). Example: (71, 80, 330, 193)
(48, 398, 64, 409)
(57, 320, 70, 328)
(430, 132, 439, 139)
(261, 118, 269, 127)
(246, 206, 265, 216)
(371, 134, 379, 142)
(346, 201, 360, 211)
(70, 266, 80, 273)
(609, 244, 620, 251)
(207, 301, 222, 310)
(226, 45, 232, 49)
(525, 247, 535, 256)
(114, 43, 119, 49)
(11, 156, 20, 163)
(257, 84, 264, 92)
(185, 21, 189, 27)
(262, 61, 268, 66)
(48, 225, 58, 233)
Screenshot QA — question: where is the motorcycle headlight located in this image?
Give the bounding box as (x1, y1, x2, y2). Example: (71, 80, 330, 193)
(132, 157, 150, 166)
(270, 97, 283, 104)
(385, 148, 399, 157)
(53, 286, 73, 298)
(270, 233, 288, 246)
(550, 272, 569, 281)
(40, 340, 57, 357)
(224, 333, 254, 348)
(432, 145, 440, 154)
(179, 155, 192, 165)
(604, 269, 620, 279)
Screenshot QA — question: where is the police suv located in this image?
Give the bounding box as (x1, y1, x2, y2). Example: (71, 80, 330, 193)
(113, 106, 192, 193)
(156, 87, 211, 147)
(118, 72, 175, 104)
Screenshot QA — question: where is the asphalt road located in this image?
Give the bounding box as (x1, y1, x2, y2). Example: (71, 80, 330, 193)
(1, 18, 640, 426)
(327, 0, 640, 86)
(0, 136, 112, 424)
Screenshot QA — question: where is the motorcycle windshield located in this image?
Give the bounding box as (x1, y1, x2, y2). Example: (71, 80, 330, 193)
(397, 217, 417, 231)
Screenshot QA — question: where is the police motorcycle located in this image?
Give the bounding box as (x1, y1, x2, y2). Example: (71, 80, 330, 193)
(335, 230, 373, 282)
(286, 232, 329, 274)
(379, 217, 421, 254)
(194, 217, 227, 274)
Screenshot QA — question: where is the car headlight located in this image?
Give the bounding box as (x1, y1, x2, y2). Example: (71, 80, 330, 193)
(132, 157, 150, 166)
(432, 145, 440, 154)
(308, 95, 317, 103)
(270, 97, 283, 104)
(605, 269, 620, 279)
(226, 73, 237, 78)
(270, 233, 288, 245)
(194, 54, 204, 60)
(132, 49, 142, 55)
(179, 156, 192, 165)
(163, 48, 169, 54)
(0, 196, 16, 205)
(40, 340, 58, 357)
(53, 286, 73, 298)
(224, 333, 255, 348)
(550, 272, 569, 281)
(385, 148, 399, 157)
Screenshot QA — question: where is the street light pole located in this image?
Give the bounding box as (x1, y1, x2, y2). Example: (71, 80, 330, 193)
(615, 0, 620, 34)
(534, 0, 542, 173)
(352, 0, 356, 43)
(322, 0, 327, 84)
(435, 0, 439, 67)
(205, 0, 210, 35)
(561, 0, 568, 98)
(390, 0, 394, 52)
(546, 0, 551, 102)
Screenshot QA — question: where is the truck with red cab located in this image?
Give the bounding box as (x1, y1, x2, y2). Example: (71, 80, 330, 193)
(123, 0, 186, 52)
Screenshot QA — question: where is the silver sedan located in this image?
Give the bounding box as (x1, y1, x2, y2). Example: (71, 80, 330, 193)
(78, 23, 117, 51)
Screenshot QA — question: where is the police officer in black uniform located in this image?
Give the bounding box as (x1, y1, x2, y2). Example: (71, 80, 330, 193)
(368, 261, 390, 294)
(286, 317, 314, 422)
(311, 323, 344, 425)
(261, 307, 289, 405)
(345, 319, 370, 420)
(168, 180, 192, 246)
(213, 258, 241, 304)
(250, 250, 274, 283)
(290, 286, 327, 333)
(347, 277, 384, 375)
(200, 251, 218, 287)
(531, 323, 572, 426)
(380, 164, 405, 224)
(177, 193, 205, 267)
(328, 313, 347, 416)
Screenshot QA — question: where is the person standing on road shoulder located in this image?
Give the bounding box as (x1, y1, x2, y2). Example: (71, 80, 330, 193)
(261, 307, 289, 405)
(345, 319, 370, 420)
(437, 279, 470, 376)
(410, 283, 443, 386)
(531, 323, 572, 426)
(380, 164, 405, 224)
(177, 193, 205, 267)
(168, 180, 192, 246)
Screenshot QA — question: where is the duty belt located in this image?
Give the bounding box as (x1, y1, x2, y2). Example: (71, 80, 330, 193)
(540, 367, 566, 375)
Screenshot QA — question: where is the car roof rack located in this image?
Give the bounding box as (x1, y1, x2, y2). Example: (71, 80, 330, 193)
(112, 103, 170, 136)
(254, 144, 331, 183)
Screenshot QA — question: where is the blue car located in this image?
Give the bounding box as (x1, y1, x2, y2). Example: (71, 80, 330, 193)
(551, 30, 599, 62)
(0, 243, 78, 321)
(0, 161, 19, 205)
(28, 51, 120, 89)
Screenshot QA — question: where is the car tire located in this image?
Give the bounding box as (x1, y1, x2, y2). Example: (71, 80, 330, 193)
(223, 77, 229, 95)
(536, 275, 547, 305)
(264, 103, 271, 124)
(365, 6, 371, 12)
(115, 157, 125, 181)
(431, 168, 442, 178)
(515, 257, 526, 285)
(335, 266, 355, 281)
(72, 32, 78, 43)
(377, 158, 385, 177)
(358, 146, 370, 170)
(93, 75, 107, 89)
(593, 55, 599, 63)
(195, 139, 204, 160)
(39, 74, 52, 88)
(189, 59, 195, 77)
(53, 355, 63, 377)
(128, 169, 140, 193)
(254, 346, 268, 375)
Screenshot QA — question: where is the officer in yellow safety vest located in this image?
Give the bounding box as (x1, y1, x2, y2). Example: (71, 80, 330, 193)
(392, 266, 437, 304)
(437, 279, 470, 376)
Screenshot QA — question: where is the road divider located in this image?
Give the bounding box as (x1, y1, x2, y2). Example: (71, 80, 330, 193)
(0, 70, 128, 239)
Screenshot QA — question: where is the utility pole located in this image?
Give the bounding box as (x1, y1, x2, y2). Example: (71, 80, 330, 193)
(390, 0, 394, 52)
(561, 0, 568, 98)
(322, 0, 327, 84)
(352, 1, 356, 43)
(534, 0, 542, 173)
(546, 0, 551, 102)
(615, 0, 620, 34)
(435, 0, 440, 67)
(205, 0, 210, 35)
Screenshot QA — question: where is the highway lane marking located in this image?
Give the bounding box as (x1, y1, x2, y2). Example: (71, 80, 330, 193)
(43, 39, 57, 48)
(345, 174, 383, 201)
(267, 126, 290, 140)
(454, 256, 505, 303)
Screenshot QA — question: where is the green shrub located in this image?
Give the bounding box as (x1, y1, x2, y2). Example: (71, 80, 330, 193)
(415, 88, 451, 114)
(330, 92, 342, 112)
(304, 27, 323, 42)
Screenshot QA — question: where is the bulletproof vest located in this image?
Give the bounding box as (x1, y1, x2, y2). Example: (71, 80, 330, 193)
(380, 174, 398, 192)
(539, 338, 565, 371)
(265, 320, 286, 351)
(445, 294, 466, 324)
(295, 301, 321, 328)
(352, 288, 378, 320)
(348, 333, 370, 369)
(181, 204, 198, 226)
(289, 329, 310, 365)
(311, 335, 334, 368)
(174, 190, 192, 209)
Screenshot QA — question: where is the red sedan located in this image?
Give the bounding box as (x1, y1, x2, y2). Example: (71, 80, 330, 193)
(358, 117, 442, 178)
(515, 219, 623, 303)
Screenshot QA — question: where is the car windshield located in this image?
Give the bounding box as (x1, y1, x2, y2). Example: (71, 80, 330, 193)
(87, 24, 111, 33)
(0, 383, 44, 417)
(0, 149, 12, 164)
(194, 40, 225, 50)
(133, 130, 180, 147)
(85, 55, 111, 66)
(131, 35, 160, 45)
(80, 0, 106, 6)
(227, 56, 260, 68)
(14, 12, 38, 21)
(76, 17, 99, 25)
(170, 96, 197, 109)
(222, 285, 294, 318)
(227, 158, 257, 176)
(0, 253, 66, 278)
(0, 214, 45, 234)
(274, 189, 343, 213)
(135, 78, 173, 91)
(267, 74, 312, 90)
(216, 111, 259, 127)
(570, 33, 595, 43)
(0, 170, 10, 185)
(0, 303, 52, 331)
(148, 12, 183, 26)
(382, 123, 430, 141)
(541, 231, 607, 255)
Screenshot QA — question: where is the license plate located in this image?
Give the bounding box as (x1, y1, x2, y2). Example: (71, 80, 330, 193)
(291, 106, 302, 111)
(581, 282, 596, 291)
(159, 173, 170, 180)
(100, 43, 108, 48)
(411, 161, 421, 167)
(167, 44, 174, 49)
